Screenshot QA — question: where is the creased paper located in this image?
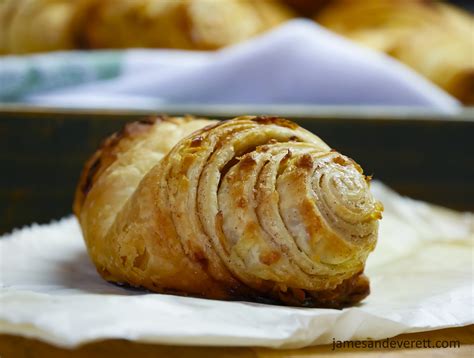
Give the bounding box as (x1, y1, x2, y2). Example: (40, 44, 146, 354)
(0, 182, 472, 348)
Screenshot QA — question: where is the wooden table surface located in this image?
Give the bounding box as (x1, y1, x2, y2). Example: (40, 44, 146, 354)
(1, 325, 472, 358)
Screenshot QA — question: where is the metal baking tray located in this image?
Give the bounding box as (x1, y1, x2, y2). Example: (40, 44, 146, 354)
(1, 104, 473, 234)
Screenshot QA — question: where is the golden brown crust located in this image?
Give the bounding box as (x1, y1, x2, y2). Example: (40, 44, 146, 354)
(74, 116, 164, 216)
(75, 115, 381, 308)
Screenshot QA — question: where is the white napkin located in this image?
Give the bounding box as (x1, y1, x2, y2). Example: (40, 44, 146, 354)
(22, 20, 459, 111)
(0, 182, 472, 349)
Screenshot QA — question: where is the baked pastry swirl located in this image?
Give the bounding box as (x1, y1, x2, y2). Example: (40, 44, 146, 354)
(74, 116, 382, 307)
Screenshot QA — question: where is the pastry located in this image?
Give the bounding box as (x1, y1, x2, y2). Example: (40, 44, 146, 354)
(74, 116, 382, 307)
(315, 0, 474, 104)
(0, 0, 293, 54)
(72, 0, 294, 50)
(0, 0, 75, 55)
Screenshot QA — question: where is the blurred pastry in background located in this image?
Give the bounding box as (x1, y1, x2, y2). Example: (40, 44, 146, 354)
(0, 0, 294, 54)
(72, 0, 294, 50)
(315, 0, 474, 104)
(0, 0, 75, 55)
(0, 0, 18, 54)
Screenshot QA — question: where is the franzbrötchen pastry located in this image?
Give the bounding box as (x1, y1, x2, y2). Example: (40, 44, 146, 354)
(74, 116, 382, 307)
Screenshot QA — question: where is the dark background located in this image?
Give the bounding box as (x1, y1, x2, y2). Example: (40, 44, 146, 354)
(450, 0, 474, 11)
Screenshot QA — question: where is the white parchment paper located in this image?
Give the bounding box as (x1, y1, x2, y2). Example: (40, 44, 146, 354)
(0, 182, 472, 349)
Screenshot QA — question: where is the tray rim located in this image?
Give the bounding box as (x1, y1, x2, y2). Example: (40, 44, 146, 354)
(0, 103, 473, 122)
